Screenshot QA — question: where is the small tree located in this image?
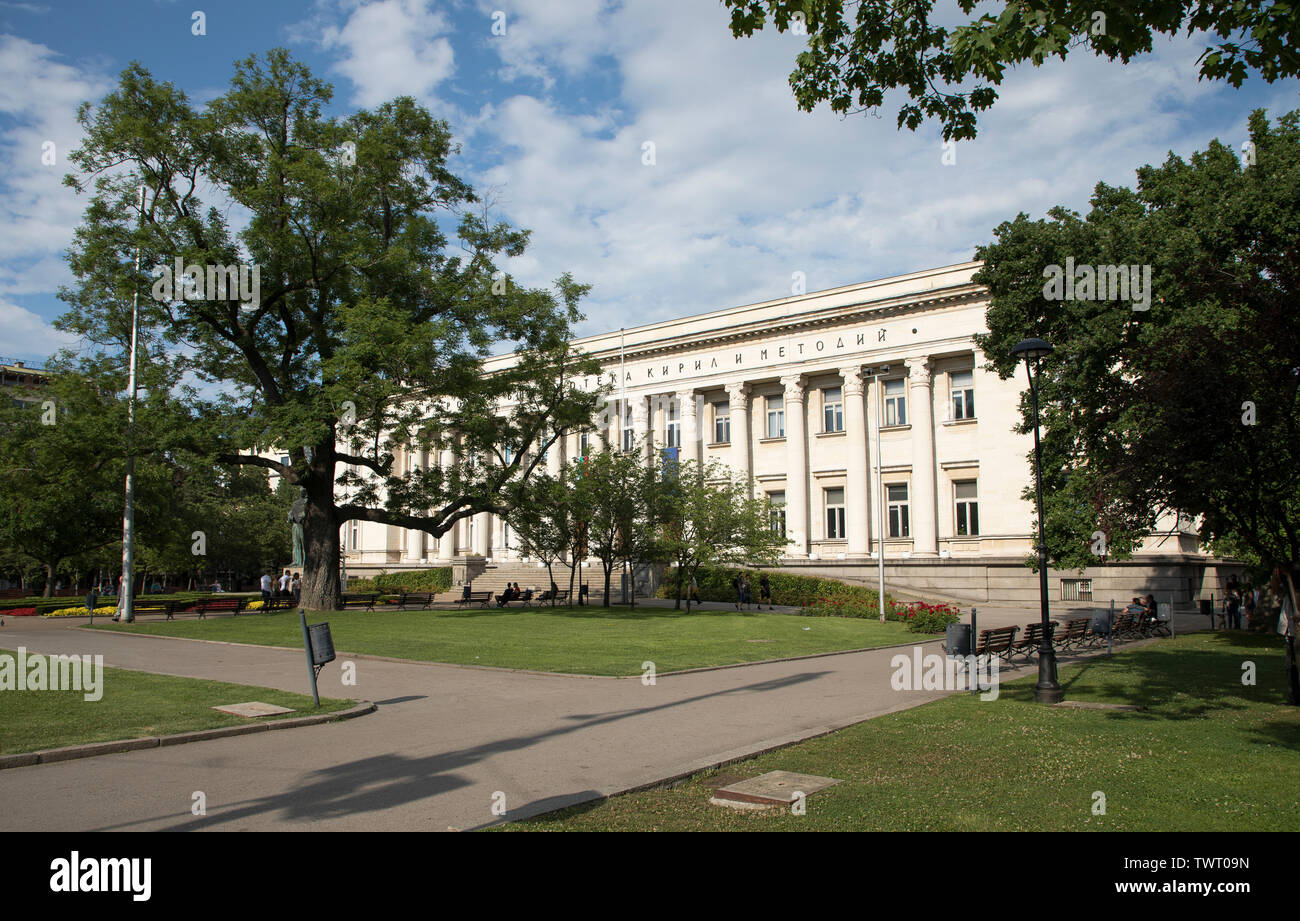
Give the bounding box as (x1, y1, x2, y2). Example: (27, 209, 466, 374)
(658, 459, 788, 612)
(577, 442, 663, 607)
(507, 473, 570, 606)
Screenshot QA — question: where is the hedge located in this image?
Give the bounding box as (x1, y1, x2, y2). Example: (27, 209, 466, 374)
(347, 567, 453, 594)
(656, 566, 893, 609)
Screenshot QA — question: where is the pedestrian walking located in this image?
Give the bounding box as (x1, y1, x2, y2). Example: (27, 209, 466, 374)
(759, 573, 773, 610)
(731, 573, 742, 610)
(291, 573, 301, 606)
(260, 572, 272, 604)
(689, 575, 700, 605)
(740, 574, 752, 610)
(279, 569, 292, 599)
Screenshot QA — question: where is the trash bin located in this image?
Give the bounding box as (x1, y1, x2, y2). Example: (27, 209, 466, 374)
(1090, 608, 1112, 636)
(944, 622, 971, 656)
(1200, 599, 1213, 620)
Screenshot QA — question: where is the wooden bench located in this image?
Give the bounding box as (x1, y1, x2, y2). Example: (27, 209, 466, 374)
(1010, 622, 1054, 661)
(455, 591, 493, 608)
(1053, 617, 1092, 652)
(974, 626, 1019, 664)
(259, 596, 297, 613)
(341, 592, 379, 612)
(393, 591, 436, 610)
(183, 598, 245, 619)
(495, 589, 536, 607)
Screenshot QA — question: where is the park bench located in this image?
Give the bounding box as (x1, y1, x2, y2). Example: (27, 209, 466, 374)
(536, 589, 570, 605)
(1147, 604, 1172, 637)
(453, 591, 493, 608)
(186, 598, 246, 619)
(495, 589, 535, 607)
(131, 600, 177, 618)
(1010, 622, 1054, 661)
(1053, 617, 1092, 652)
(340, 592, 379, 611)
(973, 626, 1019, 665)
(259, 596, 297, 613)
(393, 591, 436, 610)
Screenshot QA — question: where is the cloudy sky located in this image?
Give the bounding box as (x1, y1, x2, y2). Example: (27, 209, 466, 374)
(1, 0, 1295, 365)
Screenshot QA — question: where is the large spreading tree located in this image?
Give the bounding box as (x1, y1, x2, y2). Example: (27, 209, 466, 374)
(974, 108, 1299, 691)
(58, 49, 600, 610)
(724, 1, 1300, 139)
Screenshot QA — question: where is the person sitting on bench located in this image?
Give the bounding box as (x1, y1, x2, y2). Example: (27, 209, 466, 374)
(496, 584, 516, 607)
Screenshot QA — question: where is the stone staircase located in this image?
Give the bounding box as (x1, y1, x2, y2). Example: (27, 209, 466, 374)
(432, 561, 598, 602)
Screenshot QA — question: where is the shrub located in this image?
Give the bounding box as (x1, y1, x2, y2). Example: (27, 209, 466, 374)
(347, 567, 453, 594)
(657, 566, 892, 610)
(42, 605, 117, 617)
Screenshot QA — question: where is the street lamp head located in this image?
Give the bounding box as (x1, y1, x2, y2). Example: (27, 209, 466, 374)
(1011, 338, 1054, 362)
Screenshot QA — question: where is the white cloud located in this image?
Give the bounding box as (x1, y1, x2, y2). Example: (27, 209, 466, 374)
(313, 0, 457, 109)
(0, 298, 77, 359)
(0, 35, 109, 293)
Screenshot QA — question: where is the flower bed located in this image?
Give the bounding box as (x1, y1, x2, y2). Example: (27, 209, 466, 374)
(4, 607, 38, 617)
(42, 605, 118, 617)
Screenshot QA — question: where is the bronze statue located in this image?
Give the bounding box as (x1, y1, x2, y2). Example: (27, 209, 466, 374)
(289, 488, 307, 567)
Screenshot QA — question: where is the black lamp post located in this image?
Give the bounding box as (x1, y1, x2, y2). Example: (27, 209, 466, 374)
(1011, 338, 1063, 704)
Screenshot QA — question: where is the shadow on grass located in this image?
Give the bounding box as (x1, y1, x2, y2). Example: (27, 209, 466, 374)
(997, 633, 1293, 735)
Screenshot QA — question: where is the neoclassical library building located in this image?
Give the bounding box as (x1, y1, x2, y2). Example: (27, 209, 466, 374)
(342, 261, 1235, 606)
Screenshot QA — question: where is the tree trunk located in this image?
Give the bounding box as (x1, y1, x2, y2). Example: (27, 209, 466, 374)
(42, 562, 54, 597)
(674, 561, 683, 610)
(301, 450, 341, 611)
(602, 562, 612, 608)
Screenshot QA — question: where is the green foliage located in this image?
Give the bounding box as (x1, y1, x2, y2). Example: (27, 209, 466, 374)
(57, 49, 602, 610)
(658, 565, 892, 610)
(725, 1, 1300, 140)
(347, 567, 452, 594)
(974, 108, 1300, 574)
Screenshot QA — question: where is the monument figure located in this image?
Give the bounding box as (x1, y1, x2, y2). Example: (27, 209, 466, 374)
(289, 488, 307, 567)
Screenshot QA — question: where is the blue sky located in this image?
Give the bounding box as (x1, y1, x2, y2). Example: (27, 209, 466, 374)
(1, 0, 1297, 365)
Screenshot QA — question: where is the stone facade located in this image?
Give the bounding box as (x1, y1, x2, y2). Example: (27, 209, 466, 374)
(338, 261, 1238, 605)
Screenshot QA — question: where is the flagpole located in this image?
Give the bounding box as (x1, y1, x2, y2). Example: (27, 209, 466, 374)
(118, 184, 145, 623)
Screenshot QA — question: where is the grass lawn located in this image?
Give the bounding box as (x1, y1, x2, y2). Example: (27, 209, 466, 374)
(0, 649, 353, 754)
(503, 632, 1300, 831)
(90, 605, 916, 675)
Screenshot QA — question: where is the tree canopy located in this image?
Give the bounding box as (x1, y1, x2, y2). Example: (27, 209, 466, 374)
(724, 1, 1300, 139)
(57, 49, 601, 609)
(974, 108, 1299, 576)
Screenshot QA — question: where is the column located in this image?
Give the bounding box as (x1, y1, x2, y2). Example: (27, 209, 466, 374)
(781, 374, 809, 558)
(631, 394, 651, 464)
(906, 356, 939, 557)
(677, 389, 700, 467)
(437, 447, 455, 560)
(405, 448, 424, 562)
(841, 366, 869, 559)
(473, 511, 490, 557)
(546, 432, 563, 478)
(724, 381, 751, 490)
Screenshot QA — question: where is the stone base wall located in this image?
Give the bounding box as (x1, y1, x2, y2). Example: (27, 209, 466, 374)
(765, 555, 1246, 606)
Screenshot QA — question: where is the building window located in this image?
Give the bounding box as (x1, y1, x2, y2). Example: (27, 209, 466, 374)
(825, 487, 846, 540)
(666, 401, 680, 448)
(1061, 579, 1093, 602)
(884, 379, 907, 427)
(954, 480, 979, 536)
(887, 484, 910, 538)
(714, 402, 730, 444)
(768, 491, 786, 534)
(766, 394, 785, 438)
(951, 369, 975, 420)
(622, 404, 634, 452)
(279, 454, 291, 467)
(505, 444, 516, 465)
(579, 430, 590, 457)
(349, 520, 359, 550)
(823, 386, 843, 433)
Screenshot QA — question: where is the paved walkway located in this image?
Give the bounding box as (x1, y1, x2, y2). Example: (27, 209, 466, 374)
(0, 608, 1195, 831)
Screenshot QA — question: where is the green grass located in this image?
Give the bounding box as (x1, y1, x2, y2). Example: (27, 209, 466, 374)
(0, 649, 353, 754)
(503, 632, 1300, 831)
(90, 605, 915, 676)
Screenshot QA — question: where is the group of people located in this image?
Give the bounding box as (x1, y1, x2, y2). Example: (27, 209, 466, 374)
(730, 572, 773, 610)
(261, 569, 302, 606)
(495, 582, 530, 607)
(1222, 575, 1259, 630)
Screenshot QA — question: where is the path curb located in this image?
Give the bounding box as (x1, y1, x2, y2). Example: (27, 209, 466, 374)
(0, 700, 376, 771)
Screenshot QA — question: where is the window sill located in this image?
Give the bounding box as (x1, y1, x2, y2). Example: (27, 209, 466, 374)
(758, 436, 786, 444)
(942, 417, 978, 427)
(705, 442, 730, 449)
(880, 424, 911, 432)
(815, 430, 846, 439)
